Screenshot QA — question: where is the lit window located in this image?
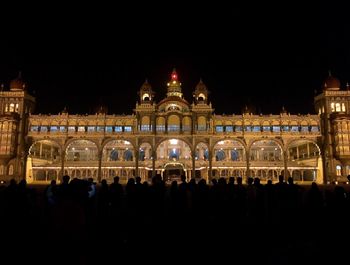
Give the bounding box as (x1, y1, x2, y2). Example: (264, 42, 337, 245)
(87, 126, 95, 132)
(106, 126, 113, 133)
(141, 125, 150, 131)
(336, 165, 341, 176)
(335, 103, 341, 112)
(252, 126, 261, 132)
(272, 126, 280, 132)
(301, 126, 309, 132)
(290, 126, 299, 132)
(124, 126, 132, 132)
(115, 126, 123, 132)
(8, 165, 13, 175)
(30, 126, 39, 132)
(262, 126, 270, 132)
(9, 103, 15, 112)
(331, 103, 335, 112)
(168, 125, 180, 132)
(235, 126, 242, 132)
(156, 125, 165, 131)
(225, 126, 233, 132)
(215, 126, 223, 132)
(342, 103, 346, 112)
(40, 126, 48, 132)
(15, 103, 19, 112)
(50, 126, 58, 132)
(311, 126, 319, 132)
(182, 125, 191, 131)
(4, 104, 9, 112)
(59, 126, 66, 132)
(68, 126, 76, 132)
(245, 126, 252, 132)
(97, 126, 104, 132)
(78, 126, 85, 132)
(197, 125, 206, 131)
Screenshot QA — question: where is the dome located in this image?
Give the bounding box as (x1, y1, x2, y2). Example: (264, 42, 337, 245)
(195, 79, 207, 91)
(140, 79, 152, 91)
(324, 75, 340, 90)
(10, 72, 26, 91)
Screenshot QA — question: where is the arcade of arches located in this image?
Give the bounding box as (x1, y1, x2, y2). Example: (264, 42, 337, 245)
(26, 138, 323, 183)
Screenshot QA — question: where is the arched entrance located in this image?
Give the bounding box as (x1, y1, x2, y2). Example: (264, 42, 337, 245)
(163, 162, 185, 183)
(28, 140, 61, 182)
(156, 138, 192, 179)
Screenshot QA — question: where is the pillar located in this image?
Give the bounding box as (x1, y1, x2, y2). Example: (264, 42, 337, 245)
(307, 143, 310, 158)
(97, 150, 102, 183)
(152, 150, 156, 177)
(135, 149, 139, 177)
(192, 150, 196, 179)
(246, 150, 250, 180)
(208, 150, 213, 179)
(296, 146, 299, 159)
(283, 150, 288, 181)
(39, 142, 43, 157)
(60, 150, 65, 182)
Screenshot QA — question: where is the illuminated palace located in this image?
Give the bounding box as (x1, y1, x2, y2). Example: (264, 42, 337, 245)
(0, 70, 350, 184)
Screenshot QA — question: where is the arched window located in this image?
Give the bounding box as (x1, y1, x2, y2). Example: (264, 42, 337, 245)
(168, 115, 180, 132)
(9, 103, 15, 112)
(342, 103, 346, 112)
(0, 165, 4, 175)
(335, 103, 341, 112)
(197, 116, 206, 131)
(141, 116, 151, 131)
(8, 165, 14, 175)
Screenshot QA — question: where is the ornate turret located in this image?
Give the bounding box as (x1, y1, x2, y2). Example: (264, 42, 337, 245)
(166, 69, 183, 98)
(138, 79, 155, 104)
(193, 78, 209, 104)
(324, 71, 341, 91)
(10, 72, 26, 91)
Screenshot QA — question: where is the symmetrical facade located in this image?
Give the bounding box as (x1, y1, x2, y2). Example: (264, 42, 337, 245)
(0, 70, 349, 184)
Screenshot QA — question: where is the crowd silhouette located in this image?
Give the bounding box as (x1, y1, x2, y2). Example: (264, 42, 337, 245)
(1, 174, 350, 264)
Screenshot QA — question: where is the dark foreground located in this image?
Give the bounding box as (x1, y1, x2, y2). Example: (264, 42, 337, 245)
(0, 178, 349, 265)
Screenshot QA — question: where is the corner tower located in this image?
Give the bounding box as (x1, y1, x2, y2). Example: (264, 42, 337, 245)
(0, 72, 36, 181)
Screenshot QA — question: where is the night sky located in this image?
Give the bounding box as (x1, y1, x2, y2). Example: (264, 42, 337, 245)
(0, 3, 349, 115)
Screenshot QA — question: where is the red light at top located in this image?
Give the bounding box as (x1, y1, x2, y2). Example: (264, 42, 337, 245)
(171, 69, 178, 81)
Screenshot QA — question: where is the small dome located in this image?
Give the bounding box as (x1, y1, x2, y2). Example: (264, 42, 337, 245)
(195, 79, 207, 91)
(10, 72, 26, 91)
(324, 74, 340, 90)
(140, 79, 152, 91)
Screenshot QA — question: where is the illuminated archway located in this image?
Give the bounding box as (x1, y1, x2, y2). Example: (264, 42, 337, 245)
(156, 139, 192, 162)
(249, 139, 282, 162)
(213, 139, 246, 162)
(66, 140, 98, 161)
(102, 140, 134, 161)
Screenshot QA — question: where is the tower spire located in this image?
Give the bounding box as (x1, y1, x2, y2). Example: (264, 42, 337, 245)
(166, 68, 182, 98)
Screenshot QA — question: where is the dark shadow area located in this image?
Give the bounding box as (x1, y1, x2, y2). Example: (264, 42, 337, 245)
(0, 175, 350, 264)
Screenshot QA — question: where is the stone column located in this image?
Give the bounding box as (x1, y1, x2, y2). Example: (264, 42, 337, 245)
(192, 150, 196, 179)
(246, 151, 250, 181)
(296, 146, 299, 159)
(208, 150, 213, 179)
(152, 150, 156, 177)
(135, 149, 139, 177)
(283, 150, 288, 181)
(97, 150, 102, 183)
(60, 150, 65, 182)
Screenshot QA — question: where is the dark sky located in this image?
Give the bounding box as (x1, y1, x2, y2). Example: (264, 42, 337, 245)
(1, 2, 349, 115)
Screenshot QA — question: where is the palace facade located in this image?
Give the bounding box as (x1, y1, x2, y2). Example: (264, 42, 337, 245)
(0, 70, 349, 184)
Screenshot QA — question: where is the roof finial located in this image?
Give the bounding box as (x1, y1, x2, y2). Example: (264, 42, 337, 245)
(171, 68, 178, 81)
